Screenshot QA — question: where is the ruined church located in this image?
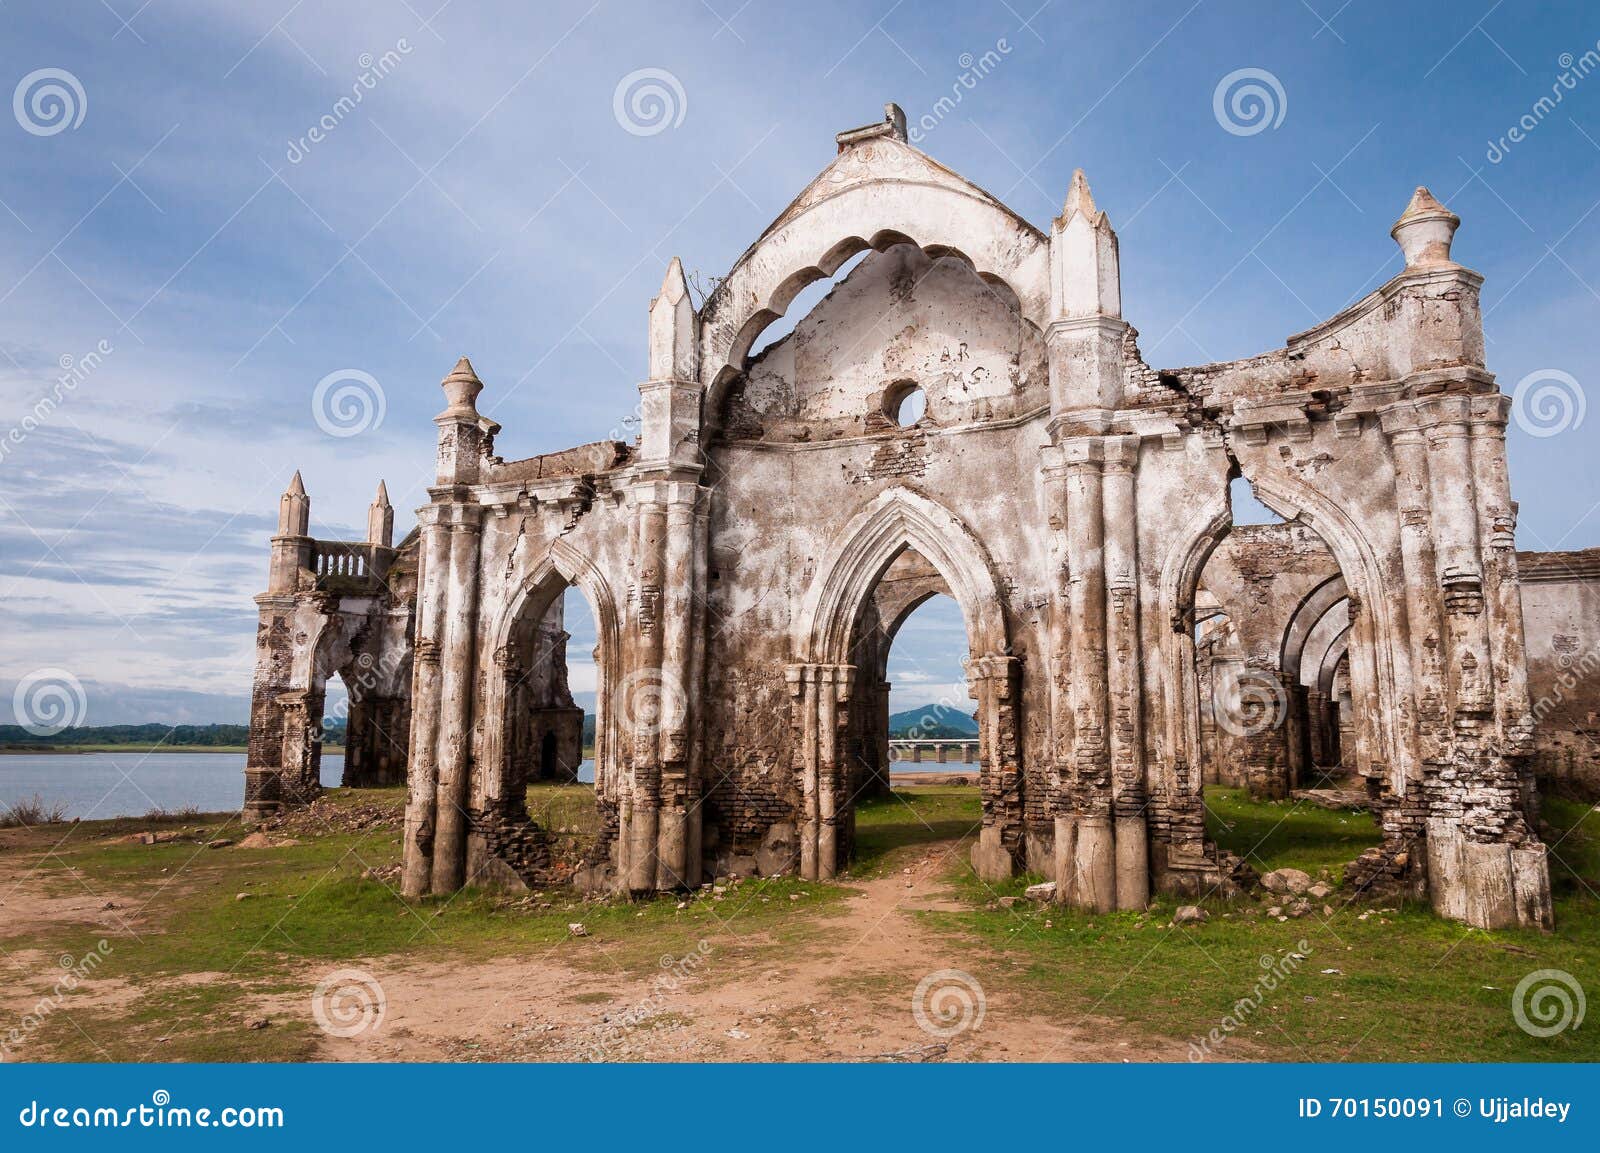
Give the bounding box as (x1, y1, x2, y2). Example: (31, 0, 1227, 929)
(244, 104, 1600, 931)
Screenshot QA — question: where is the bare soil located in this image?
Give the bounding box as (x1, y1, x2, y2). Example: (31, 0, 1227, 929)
(271, 844, 1190, 1062)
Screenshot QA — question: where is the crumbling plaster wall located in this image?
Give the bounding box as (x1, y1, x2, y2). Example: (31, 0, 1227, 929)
(1519, 549, 1600, 799)
(701, 244, 1054, 874)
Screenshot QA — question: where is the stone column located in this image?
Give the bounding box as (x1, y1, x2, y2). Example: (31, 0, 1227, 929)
(1054, 439, 1115, 911)
(1102, 436, 1148, 910)
(1424, 397, 1495, 719)
(622, 489, 667, 894)
(970, 654, 1022, 881)
(788, 664, 853, 880)
(1379, 412, 1446, 784)
(1468, 396, 1533, 750)
(401, 521, 450, 894)
(430, 510, 482, 893)
(655, 485, 698, 890)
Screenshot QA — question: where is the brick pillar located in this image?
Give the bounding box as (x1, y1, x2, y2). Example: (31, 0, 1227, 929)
(430, 511, 482, 894)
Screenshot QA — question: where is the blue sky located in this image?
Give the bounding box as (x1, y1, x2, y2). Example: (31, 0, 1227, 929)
(2, 0, 1597, 725)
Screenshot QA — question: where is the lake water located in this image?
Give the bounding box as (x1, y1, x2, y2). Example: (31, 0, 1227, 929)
(0, 753, 597, 820)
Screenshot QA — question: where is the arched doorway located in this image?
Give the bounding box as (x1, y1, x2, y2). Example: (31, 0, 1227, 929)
(792, 487, 1021, 883)
(473, 552, 620, 889)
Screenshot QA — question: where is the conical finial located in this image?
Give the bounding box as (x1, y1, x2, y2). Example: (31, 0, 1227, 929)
(1391, 186, 1460, 268)
(278, 469, 310, 536)
(649, 258, 698, 381)
(367, 478, 394, 548)
(659, 256, 689, 305)
(1065, 168, 1097, 219)
(439, 356, 484, 417)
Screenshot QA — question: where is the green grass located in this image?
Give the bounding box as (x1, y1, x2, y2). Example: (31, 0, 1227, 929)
(850, 785, 981, 875)
(1, 787, 844, 1061)
(7, 782, 1598, 1063)
(1204, 786, 1383, 877)
(915, 786, 1600, 1062)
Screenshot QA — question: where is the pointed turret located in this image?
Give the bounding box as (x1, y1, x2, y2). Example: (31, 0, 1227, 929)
(1391, 186, 1460, 269)
(277, 470, 310, 537)
(367, 479, 393, 548)
(1046, 168, 1125, 425)
(638, 259, 705, 473)
(268, 471, 312, 593)
(1050, 168, 1121, 322)
(648, 257, 697, 382)
(1058, 168, 1099, 226)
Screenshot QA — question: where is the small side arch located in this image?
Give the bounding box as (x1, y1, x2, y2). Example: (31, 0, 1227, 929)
(478, 540, 622, 807)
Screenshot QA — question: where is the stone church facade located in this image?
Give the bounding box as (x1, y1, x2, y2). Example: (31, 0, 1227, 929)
(245, 104, 1600, 931)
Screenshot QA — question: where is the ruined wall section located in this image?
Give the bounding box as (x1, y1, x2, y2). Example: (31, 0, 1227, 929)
(1519, 548, 1600, 799)
(701, 246, 1053, 875)
(1195, 523, 1341, 796)
(462, 463, 636, 888)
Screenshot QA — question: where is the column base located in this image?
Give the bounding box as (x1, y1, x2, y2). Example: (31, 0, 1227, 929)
(970, 826, 1017, 882)
(1425, 819, 1553, 930)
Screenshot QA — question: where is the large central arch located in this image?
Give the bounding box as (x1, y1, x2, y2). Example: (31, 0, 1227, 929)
(789, 486, 1021, 881)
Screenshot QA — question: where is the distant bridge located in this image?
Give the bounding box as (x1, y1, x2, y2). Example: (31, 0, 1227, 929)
(887, 738, 980, 765)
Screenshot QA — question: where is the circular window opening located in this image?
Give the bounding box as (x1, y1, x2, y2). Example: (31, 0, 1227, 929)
(891, 385, 926, 428)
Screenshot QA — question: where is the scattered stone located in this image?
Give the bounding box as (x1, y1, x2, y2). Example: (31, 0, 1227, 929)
(235, 892, 251, 901)
(1306, 881, 1333, 900)
(206, 838, 234, 849)
(1173, 905, 1208, 925)
(1261, 868, 1312, 895)
(245, 1017, 269, 1030)
(997, 895, 1019, 909)
(1023, 880, 1058, 902)
(567, 922, 587, 937)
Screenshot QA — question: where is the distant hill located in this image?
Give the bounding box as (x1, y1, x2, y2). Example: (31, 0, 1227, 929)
(0, 723, 253, 751)
(887, 704, 977, 739)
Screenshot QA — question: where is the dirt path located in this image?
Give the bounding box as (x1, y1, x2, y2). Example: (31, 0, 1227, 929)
(288, 842, 1192, 1062)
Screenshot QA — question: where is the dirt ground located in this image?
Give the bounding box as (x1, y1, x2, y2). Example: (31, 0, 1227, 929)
(0, 830, 1189, 1063)
(288, 846, 1189, 1062)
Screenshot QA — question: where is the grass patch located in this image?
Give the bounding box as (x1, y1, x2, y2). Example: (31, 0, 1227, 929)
(916, 787, 1600, 1062)
(1205, 786, 1383, 877)
(849, 786, 982, 876)
(0, 786, 845, 1061)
